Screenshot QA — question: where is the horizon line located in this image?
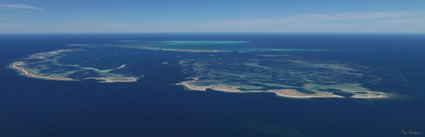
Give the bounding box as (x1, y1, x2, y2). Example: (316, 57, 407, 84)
(1, 32, 425, 35)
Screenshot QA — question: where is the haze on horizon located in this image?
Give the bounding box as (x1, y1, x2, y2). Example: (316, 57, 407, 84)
(0, 0, 424, 33)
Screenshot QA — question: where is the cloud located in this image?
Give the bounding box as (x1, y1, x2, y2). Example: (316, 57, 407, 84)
(0, 4, 42, 10)
(200, 11, 425, 32)
(1, 11, 424, 33)
(204, 12, 420, 26)
(291, 12, 408, 20)
(381, 18, 425, 24)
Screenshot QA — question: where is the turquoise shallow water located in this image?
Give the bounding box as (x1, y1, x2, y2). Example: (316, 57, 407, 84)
(1, 33, 425, 137)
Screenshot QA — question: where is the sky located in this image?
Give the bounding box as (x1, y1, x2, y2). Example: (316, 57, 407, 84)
(0, 0, 424, 33)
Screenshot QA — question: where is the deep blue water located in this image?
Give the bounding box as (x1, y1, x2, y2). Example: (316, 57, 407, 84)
(1, 33, 425, 137)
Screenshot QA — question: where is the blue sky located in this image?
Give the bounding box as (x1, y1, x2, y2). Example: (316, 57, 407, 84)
(0, 0, 424, 33)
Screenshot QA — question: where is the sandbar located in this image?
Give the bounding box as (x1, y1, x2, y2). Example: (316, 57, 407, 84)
(177, 78, 345, 99)
(10, 61, 75, 81)
(267, 89, 344, 99)
(85, 77, 138, 83)
(350, 92, 390, 99)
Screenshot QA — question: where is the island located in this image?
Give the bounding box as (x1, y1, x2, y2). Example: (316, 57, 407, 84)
(350, 92, 391, 99)
(85, 77, 138, 83)
(10, 61, 75, 81)
(10, 49, 139, 83)
(177, 77, 345, 98)
(268, 89, 344, 98)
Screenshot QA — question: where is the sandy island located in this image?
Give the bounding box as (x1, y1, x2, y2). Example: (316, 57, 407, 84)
(350, 91, 391, 99)
(176, 78, 255, 93)
(85, 77, 138, 83)
(177, 78, 394, 99)
(177, 78, 345, 99)
(11, 61, 137, 83)
(10, 61, 75, 81)
(267, 89, 344, 99)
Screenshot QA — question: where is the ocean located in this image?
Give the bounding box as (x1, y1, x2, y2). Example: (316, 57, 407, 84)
(0, 33, 424, 137)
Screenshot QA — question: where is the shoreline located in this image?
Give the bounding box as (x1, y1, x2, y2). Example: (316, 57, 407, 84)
(177, 79, 391, 99)
(10, 61, 75, 81)
(350, 92, 391, 99)
(85, 77, 138, 83)
(268, 89, 345, 99)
